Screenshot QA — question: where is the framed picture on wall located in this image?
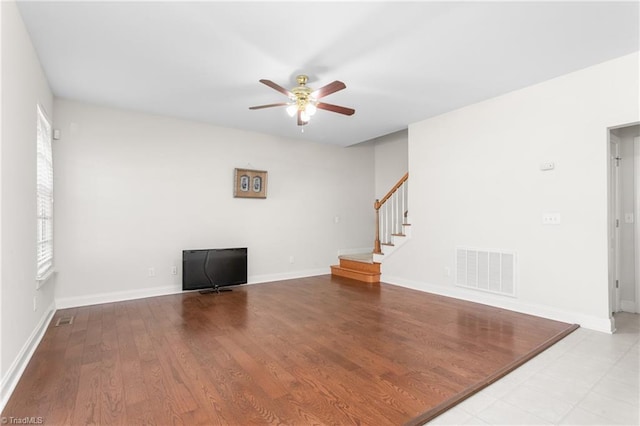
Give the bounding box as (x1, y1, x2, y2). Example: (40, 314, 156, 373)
(234, 168, 268, 199)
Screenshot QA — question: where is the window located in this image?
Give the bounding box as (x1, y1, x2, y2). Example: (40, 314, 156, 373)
(36, 105, 53, 281)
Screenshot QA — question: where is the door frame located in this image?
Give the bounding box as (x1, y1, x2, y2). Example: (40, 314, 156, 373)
(635, 136, 639, 313)
(609, 133, 621, 317)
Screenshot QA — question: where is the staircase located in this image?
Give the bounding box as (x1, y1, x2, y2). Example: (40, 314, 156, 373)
(331, 173, 410, 283)
(330, 253, 381, 283)
(372, 220, 411, 263)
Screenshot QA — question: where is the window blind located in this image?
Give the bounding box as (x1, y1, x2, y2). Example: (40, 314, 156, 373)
(36, 105, 54, 280)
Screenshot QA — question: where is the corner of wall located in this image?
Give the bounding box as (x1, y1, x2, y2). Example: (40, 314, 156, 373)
(382, 275, 614, 333)
(0, 0, 56, 411)
(0, 302, 55, 412)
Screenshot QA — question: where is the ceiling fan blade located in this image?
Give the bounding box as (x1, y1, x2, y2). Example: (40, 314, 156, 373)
(259, 79, 293, 97)
(297, 110, 308, 126)
(316, 102, 355, 116)
(312, 81, 346, 99)
(249, 102, 289, 110)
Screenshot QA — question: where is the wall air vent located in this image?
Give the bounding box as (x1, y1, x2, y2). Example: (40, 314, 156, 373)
(455, 247, 516, 297)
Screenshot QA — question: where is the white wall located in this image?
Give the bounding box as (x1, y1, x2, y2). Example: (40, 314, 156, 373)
(373, 130, 408, 199)
(383, 53, 640, 332)
(53, 99, 375, 306)
(0, 0, 55, 408)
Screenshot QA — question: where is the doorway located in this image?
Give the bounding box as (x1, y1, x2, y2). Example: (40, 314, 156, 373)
(608, 124, 640, 331)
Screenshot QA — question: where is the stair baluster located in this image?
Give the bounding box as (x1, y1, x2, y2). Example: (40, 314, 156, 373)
(374, 173, 408, 254)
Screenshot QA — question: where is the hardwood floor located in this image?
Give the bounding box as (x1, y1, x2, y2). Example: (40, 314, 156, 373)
(2, 276, 577, 425)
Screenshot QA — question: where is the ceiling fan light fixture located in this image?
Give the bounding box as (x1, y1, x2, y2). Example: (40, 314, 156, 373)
(305, 103, 317, 116)
(250, 74, 354, 127)
(286, 104, 297, 117)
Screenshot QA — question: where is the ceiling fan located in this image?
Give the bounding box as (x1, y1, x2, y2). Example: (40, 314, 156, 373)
(249, 75, 355, 126)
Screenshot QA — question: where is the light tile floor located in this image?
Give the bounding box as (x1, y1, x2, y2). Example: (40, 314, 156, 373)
(428, 312, 640, 425)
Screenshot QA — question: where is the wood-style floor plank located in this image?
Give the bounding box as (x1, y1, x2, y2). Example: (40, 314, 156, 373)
(2, 275, 577, 425)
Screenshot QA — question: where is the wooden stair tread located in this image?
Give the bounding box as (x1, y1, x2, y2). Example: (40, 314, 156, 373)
(338, 257, 380, 274)
(330, 265, 380, 284)
(330, 265, 380, 276)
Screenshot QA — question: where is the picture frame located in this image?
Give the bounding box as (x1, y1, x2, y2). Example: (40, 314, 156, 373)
(234, 168, 268, 199)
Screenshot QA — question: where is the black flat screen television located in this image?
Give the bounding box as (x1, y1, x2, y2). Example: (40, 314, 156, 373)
(182, 248, 247, 292)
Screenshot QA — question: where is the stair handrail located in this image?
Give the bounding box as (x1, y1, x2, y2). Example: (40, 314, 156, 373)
(374, 172, 408, 254)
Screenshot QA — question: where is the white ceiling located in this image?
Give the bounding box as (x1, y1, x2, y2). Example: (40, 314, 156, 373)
(17, 1, 639, 147)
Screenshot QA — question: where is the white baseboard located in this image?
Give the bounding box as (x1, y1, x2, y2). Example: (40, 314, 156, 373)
(382, 274, 613, 333)
(55, 285, 183, 309)
(620, 300, 637, 313)
(0, 302, 56, 413)
(56, 268, 331, 309)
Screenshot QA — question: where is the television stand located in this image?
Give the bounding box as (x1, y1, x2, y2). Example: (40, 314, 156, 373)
(199, 285, 232, 295)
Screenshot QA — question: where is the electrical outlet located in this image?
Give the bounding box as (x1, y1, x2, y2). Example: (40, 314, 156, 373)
(444, 267, 451, 277)
(542, 212, 561, 225)
(171, 266, 177, 275)
(148, 267, 155, 277)
(289, 256, 294, 264)
(539, 162, 555, 171)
